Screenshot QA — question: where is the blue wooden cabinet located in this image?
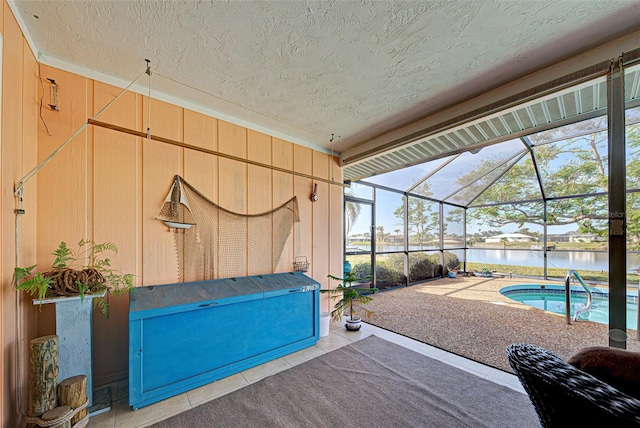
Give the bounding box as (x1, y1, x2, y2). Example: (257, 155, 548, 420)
(129, 272, 320, 409)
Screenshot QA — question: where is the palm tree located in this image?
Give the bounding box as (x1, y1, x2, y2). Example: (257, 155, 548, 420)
(345, 201, 361, 237)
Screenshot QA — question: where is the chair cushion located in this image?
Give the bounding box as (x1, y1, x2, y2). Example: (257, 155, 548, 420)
(568, 346, 640, 400)
(507, 343, 640, 427)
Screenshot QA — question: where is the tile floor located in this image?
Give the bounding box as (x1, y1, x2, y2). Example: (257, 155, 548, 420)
(89, 319, 526, 427)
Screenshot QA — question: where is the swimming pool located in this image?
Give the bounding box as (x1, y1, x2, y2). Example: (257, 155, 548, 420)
(500, 284, 639, 330)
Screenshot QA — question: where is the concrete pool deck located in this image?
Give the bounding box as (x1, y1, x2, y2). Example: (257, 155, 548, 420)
(365, 275, 640, 372)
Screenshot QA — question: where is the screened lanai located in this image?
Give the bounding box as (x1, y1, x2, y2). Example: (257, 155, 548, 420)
(342, 59, 640, 344)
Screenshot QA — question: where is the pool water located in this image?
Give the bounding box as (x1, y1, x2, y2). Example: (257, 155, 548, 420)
(500, 285, 639, 330)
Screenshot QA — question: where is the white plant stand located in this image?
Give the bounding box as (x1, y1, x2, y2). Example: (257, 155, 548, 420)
(33, 291, 108, 414)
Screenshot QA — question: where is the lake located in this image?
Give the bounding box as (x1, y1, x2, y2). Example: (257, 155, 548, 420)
(347, 244, 640, 272)
(467, 249, 640, 272)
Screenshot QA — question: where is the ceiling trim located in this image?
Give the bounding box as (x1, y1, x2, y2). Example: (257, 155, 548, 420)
(7, 0, 39, 59)
(39, 55, 334, 155)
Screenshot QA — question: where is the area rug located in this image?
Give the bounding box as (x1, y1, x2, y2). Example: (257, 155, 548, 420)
(151, 335, 538, 427)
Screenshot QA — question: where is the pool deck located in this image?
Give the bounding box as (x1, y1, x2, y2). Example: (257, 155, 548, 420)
(365, 275, 640, 372)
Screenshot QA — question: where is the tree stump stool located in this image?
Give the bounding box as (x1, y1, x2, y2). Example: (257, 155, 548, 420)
(58, 376, 87, 426)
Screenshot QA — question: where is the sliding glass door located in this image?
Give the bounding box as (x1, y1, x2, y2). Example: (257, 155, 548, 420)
(345, 198, 374, 284)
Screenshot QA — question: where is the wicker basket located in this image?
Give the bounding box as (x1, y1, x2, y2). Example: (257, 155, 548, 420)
(293, 256, 310, 272)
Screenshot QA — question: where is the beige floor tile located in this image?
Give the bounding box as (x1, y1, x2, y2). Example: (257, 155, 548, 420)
(283, 345, 327, 366)
(440, 352, 494, 377)
(316, 330, 354, 351)
(114, 393, 191, 428)
(394, 337, 448, 359)
(240, 357, 291, 384)
(485, 368, 526, 393)
(187, 373, 248, 407)
(88, 410, 116, 428)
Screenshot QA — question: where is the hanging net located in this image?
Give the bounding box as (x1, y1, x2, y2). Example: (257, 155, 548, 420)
(156, 175, 299, 282)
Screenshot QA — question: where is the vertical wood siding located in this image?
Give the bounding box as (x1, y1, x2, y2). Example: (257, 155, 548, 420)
(1, 3, 343, 418)
(2, 3, 39, 426)
(10, 67, 343, 393)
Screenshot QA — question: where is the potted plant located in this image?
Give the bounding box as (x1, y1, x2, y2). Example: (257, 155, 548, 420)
(474, 267, 493, 278)
(14, 239, 134, 317)
(321, 271, 378, 331)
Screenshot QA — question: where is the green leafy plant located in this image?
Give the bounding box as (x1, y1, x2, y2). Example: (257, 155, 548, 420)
(321, 272, 378, 322)
(13, 266, 53, 302)
(14, 239, 134, 317)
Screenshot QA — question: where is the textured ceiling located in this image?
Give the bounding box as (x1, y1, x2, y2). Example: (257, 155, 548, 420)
(8, 0, 640, 154)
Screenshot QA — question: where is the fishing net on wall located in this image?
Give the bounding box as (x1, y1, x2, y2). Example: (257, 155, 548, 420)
(156, 175, 299, 282)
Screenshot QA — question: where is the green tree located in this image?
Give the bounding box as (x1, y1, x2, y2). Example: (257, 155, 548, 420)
(345, 200, 361, 237)
(626, 122, 640, 248)
(466, 117, 640, 242)
(393, 183, 439, 249)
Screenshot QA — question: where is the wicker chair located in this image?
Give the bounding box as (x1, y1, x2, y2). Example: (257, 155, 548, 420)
(506, 343, 640, 428)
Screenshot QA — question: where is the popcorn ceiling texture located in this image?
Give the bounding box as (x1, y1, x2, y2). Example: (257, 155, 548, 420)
(12, 1, 640, 150)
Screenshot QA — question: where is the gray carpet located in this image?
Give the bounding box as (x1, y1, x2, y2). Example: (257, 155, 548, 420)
(151, 335, 539, 428)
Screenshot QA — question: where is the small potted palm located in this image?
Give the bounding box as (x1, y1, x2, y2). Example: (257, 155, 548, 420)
(321, 271, 378, 331)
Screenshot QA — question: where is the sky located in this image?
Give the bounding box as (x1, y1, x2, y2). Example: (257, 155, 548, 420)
(343, 81, 640, 242)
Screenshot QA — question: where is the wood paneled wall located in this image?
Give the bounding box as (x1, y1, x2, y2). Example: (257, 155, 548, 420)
(1, 2, 39, 427)
(32, 69, 343, 387)
(1, 3, 343, 423)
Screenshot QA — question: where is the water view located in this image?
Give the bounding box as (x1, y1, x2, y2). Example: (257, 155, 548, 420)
(502, 285, 639, 330)
(347, 245, 640, 273)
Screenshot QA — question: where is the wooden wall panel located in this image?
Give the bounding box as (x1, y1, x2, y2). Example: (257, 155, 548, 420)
(19, 38, 39, 411)
(218, 120, 247, 211)
(2, 10, 24, 426)
(272, 138, 294, 272)
(144, 98, 183, 142)
(2, 58, 344, 417)
(312, 152, 330, 290)
(182, 111, 217, 283)
(247, 130, 272, 275)
(33, 67, 92, 343)
(20, 41, 38, 297)
(2, 7, 40, 425)
(92, 82, 140, 266)
(1, 3, 343, 422)
(328, 156, 343, 312)
(183, 110, 217, 201)
(293, 146, 313, 278)
(36, 66, 91, 263)
(142, 142, 180, 286)
(142, 98, 182, 285)
(92, 79, 136, 129)
(91, 82, 141, 386)
(218, 120, 247, 277)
